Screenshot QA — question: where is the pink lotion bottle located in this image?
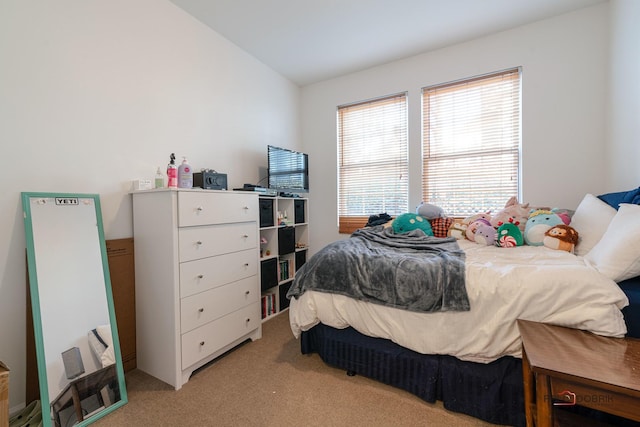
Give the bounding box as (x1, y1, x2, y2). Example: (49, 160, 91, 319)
(167, 153, 178, 188)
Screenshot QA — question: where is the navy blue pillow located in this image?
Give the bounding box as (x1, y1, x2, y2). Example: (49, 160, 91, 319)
(597, 186, 640, 209)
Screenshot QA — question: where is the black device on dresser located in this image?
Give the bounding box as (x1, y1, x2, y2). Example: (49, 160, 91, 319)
(193, 170, 227, 190)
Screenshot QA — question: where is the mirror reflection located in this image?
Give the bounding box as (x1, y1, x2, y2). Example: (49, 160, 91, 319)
(22, 193, 127, 427)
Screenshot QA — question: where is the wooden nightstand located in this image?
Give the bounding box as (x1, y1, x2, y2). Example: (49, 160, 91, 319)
(517, 319, 640, 426)
(50, 364, 119, 427)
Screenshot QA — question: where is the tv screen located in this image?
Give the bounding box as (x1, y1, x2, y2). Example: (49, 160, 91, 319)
(268, 145, 309, 193)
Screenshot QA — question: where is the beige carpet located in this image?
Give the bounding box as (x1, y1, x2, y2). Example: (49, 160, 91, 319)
(94, 313, 496, 426)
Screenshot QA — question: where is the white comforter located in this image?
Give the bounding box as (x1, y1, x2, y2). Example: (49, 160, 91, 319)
(289, 240, 629, 363)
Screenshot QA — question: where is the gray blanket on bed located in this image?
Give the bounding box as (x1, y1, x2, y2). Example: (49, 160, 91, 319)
(287, 226, 469, 313)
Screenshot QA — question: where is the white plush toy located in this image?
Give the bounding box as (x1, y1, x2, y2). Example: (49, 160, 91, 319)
(416, 202, 445, 220)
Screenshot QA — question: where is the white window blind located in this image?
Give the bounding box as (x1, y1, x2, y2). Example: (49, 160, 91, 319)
(338, 93, 408, 227)
(422, 68, 521, 217)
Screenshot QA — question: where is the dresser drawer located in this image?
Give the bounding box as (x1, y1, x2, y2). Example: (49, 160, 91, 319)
(178, 192, 258, 227)
(180, 276, 259, 333)
(180, 250, 257, 298)
(181, 303, 260, 369)
(178, 222, 257, 262)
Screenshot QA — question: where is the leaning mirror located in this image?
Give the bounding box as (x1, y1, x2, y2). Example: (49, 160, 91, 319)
(22, 192, 128, 427)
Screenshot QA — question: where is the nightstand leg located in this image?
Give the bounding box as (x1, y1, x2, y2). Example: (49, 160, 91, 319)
(522, 348, 535, 426)
(71, 384, 84, 423)
(535, 373, 553, 427)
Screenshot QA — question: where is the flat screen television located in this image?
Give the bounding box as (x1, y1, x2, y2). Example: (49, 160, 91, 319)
(267, 145, 309, 193)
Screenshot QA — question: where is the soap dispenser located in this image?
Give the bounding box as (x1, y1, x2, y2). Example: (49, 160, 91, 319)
(167, 153, 177, 188)
(154, 167, 164, 188)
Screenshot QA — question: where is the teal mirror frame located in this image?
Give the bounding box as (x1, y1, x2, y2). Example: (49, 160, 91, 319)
(22, 192, 128, 427)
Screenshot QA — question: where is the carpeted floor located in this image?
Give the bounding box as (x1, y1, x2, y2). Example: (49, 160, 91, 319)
(93, 312, 495, 426)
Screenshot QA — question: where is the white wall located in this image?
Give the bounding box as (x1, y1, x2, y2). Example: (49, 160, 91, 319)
(607, 0, 640, 189)
(3, 0, 637, 414)
(0, 0, 300, 410)
(302, 4, 611, 252)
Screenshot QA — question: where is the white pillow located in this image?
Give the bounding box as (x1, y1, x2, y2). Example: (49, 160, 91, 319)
(96, 324, 115, 366)
(585, 204, 640, 282)
(570, 194, 617, 256)
(87, 330, 107, 360)
(88, 324, 115, 367)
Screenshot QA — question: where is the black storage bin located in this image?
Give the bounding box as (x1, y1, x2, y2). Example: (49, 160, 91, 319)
(278, 226, 295, 255)
(259, 198, 274, 228)
(295, 250, 307, 270)
(294, 200, 305, 224)
(260, 258, 278, 291)
(279, 281, 293, 311)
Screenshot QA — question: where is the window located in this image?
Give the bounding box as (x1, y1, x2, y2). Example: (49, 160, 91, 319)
(338, 93, 408, 233)
(422, 68, 521, 217)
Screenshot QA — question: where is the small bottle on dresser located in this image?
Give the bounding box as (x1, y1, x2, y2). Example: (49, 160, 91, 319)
(178, 157, 193, 188)
(155, 167, 164, 188)
(167, 153, 177, 188)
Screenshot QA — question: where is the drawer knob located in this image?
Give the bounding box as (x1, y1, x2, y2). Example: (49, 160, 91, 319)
(196, 206, 203, 212)
(243, 206, 249, 210)
(242, 234, 249, 238)
(198, 308, 204, 313)
(246, 318, 251, 323)
(244, 263, 249, 267)
(196, 241, 203, 246)
(200, 341, 205, 346)
(245, 290, 250, 296)
(197, 274, 204, 279)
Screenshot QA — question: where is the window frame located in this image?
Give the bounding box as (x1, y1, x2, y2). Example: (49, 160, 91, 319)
(421, 68, 522, 218)
(337, 92, 409, 234)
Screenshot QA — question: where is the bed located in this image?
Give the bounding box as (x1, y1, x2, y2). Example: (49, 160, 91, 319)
(287, 192, 640, 426)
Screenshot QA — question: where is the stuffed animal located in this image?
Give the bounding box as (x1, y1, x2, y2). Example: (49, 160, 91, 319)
(524, 209, 565, 246)
(463, 212, 492, 241)
(496, 219, 524, 247)
(392, 213, 434, 236)
(448, 221, 467, 240)
(555, 210, 572, 225)
(416, 202, 445, 220)
(474, 223, 497, 246)
(429, 217, 454, 238)
(543, 224, 579, 252)
(490, 197, 530, 233)
(466, 218, 491, 241)
(463, 212, 492, 225)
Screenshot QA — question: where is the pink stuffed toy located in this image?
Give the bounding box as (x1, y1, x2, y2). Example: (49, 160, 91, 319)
(490, 197, 530, 233)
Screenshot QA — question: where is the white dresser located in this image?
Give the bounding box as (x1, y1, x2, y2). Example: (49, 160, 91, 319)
(132, 189, 262, 390)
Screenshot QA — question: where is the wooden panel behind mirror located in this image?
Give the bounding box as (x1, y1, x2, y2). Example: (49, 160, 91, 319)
(105, 239, 136, 373)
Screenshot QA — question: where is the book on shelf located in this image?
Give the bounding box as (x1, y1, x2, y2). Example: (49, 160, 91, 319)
(277, 259, 294, 282)
(261, 293, 277, 319)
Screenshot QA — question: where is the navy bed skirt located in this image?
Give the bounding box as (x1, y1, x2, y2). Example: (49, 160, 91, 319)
(301, 323, 525, 426)
(299, 277, 640, 425)
(301, 322, 640, 426)
(619, 276, 640, 339)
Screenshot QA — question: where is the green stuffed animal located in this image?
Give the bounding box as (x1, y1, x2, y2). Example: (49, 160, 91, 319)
(392, 213, 434, 236)
(496, 220, 524, 247)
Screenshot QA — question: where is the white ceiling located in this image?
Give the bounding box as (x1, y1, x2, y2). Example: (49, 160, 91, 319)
(169, 0, 606, 86)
